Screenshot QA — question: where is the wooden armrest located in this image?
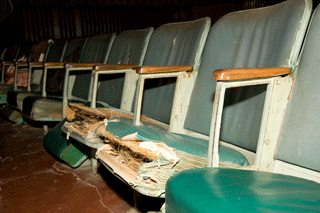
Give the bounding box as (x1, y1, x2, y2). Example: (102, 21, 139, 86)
(29, 62, 44, 66)
(2, 61, 14, 65)
(212, 67, 291, 81)
(93, 64, 139, 71)
(136, 66, 193, 74)
(44, 62, 66, 67)
(65, 62, 103, 68)
(15, 61, 29, 66)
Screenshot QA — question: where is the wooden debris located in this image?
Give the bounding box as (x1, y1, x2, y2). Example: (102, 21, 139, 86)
(65, 104, 75, 121)
(66, 103, 134, 122)
(66, 103, 162, 125)
(99, 130, 161, 161)
(64, 103, 165, 139)
(63, 103, 169, 171)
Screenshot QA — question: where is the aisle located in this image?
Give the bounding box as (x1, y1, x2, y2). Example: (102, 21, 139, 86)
(0, 118, 138, 213)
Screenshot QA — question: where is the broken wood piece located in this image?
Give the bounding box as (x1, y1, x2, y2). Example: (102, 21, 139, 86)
(65, 103, 161, 125)
(63, 103, 166, 140)
(98, 127, 162, 161)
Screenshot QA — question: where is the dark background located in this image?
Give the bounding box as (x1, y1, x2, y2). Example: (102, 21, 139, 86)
(1, 0, 319, 49)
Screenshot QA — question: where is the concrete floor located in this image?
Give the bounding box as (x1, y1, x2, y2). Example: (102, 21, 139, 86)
(0, 117, 164, 213)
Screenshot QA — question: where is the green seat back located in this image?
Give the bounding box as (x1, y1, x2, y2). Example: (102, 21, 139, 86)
(184, 0, 310, 152)
(275, 4, 320, 172)
(96, 27, 154, 109)
(63, 38, 87, 63)
(71, 33, 116, 100)
(141, 17, 211, 123)
(3, 45, 20, 61)
(45, 39, 68, 62)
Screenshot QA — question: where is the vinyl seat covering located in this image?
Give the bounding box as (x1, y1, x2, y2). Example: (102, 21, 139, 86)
(43, 119, 88, 167)
(22, 96, 103, 118)
(105, 117, 249, 166)
(184, 0, 310, 152)
(23, 96, 64, 117)
(7, 89, 38, 107)
(165, 168, 320, 213)
(6, 40, 65, 108)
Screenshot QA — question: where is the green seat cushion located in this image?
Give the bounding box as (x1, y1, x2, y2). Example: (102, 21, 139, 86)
(0, 94, 7, 104)
(105, 117, 249, 166)
(23, 96, 107, 118)
(22, 96, 63, 117)
(44, 120, 89, 168)
(43, 102, 109, 167)
(165, 168, 320, 213)
(0, 84, 11, 95)
(7, 90, 41, 107)
(0, 84, 11, 104)
(60, 140, 89, 168)
(44, 120, 71, 157)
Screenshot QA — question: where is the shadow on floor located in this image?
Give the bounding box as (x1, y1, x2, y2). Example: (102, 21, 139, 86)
(0, 117, 164, 213)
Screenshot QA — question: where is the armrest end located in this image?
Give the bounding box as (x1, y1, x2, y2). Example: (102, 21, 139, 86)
(212, 67, 291, 81)
(44, 62, 65, 67)
(65, 63, 103, 68)
(136, 66, 193, 74)
(2, 61, 14, 65)
(93, 64, 139, 71)
(29, 62, 44, 66)
(15, 61, 29, 66)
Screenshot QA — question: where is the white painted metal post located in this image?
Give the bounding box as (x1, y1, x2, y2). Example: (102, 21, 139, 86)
(254, 79, 275, 167)
(42, 67, 48, 98)
(257, 76, 293, 171)
(13, 64, 18, 91)
(120, 70, 139, 112)
(169, 72, 196, 133)
(133, 76, 145, 126)
(90, 72, 99, 109)
(208, 82, 226, 168)
(168, 73, 183, 132)
(62, 68, 70, 119)
(87, 70, 94, 103)
(1, 65, 5, 84)
(27, 65, 32, 92)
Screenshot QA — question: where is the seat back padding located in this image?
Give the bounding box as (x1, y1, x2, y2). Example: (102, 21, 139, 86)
(185, 0, 311, 152)
(96, 27, 154, 109)
(141, 17, 211, 123)
(3, 45, 20, 61)
(71, 33, 116, 100)
(45, 39, 68, 62)
(275, 5, 320, 172)
(63, 38, 87, 63)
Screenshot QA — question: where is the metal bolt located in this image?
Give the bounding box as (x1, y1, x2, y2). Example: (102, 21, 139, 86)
(276, 80, 281, 85)
(265, 140, 270, 145)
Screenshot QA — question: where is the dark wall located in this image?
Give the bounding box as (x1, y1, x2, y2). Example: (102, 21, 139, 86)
(0, 0, 308, 50)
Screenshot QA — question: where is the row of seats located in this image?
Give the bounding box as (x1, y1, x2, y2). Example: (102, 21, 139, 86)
(45, 18, 210, 170)
(0, 42, 41, 101)
(3, 0, 320, 211)
(54, 1, 320, 211)
(165, 0, 320, 212)
(0, 40, 59, 122)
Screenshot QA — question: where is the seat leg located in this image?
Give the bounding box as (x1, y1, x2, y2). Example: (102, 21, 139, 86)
(43, 125, 48, 135)
(90, 148, 98, 175)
